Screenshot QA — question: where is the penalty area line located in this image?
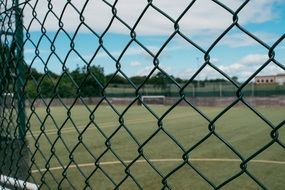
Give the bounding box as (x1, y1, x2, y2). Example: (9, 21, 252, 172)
(31, 158, 285, 174)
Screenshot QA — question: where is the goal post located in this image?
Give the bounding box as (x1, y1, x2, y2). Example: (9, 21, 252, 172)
(141, 95, 166, 105)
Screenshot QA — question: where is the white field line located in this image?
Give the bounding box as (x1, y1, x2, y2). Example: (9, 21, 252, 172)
(26, 111, 203, 138)
(31, 158, 285, 174)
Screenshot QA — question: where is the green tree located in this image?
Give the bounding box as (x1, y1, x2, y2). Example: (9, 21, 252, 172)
(105, 73, 127, 84)
(25, 80, 37, 98)
(39, 76, 55, 98)
(57, 74, 76, 98)
(130, 76, 147, 85)
(80, 65, 106, 97)
(149, 72, 168, 89)
(70, 65, 106, 97)
(70, 66, 84, 85)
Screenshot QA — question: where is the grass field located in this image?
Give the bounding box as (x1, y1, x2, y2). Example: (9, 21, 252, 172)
(25, 104, 285, 189)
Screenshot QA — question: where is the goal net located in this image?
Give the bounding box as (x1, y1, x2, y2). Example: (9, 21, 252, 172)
(141, 95, 165, 105)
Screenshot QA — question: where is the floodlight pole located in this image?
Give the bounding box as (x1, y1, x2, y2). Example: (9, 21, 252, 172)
(14, 0, 26, 140)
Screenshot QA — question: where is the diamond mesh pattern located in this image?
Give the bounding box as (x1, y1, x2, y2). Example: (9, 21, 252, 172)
(0, 0, 284, 189)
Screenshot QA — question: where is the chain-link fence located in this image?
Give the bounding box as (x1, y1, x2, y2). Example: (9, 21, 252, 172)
(0, 0, 284, 189)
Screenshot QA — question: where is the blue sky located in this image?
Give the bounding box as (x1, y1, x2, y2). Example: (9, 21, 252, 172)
(21, 0, 285, 81)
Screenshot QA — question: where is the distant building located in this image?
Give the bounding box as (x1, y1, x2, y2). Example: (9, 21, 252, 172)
(275, 74, 285, 85)
(255, 74, 285, 85)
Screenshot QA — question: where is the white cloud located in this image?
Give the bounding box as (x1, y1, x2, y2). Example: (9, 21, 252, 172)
(219, 32, 279, 48)
(161, 66, 173, 74)
(177, 68, 196, 79)
(78, 44, 186, 62)
(135, 65, 172, 76)
(20, 0, 282, 35)
(211, 58, 219, 63)
(258, 65, 285, 76)
(238, 0, 283, 24)
(130, 61, 141, 67)
(217, 54, 284, 81)
(96, 47, 143, 58)
(178, 54, 284, 81)
(77, 45, 159, 61)
(217, 54, 267, 80)
(239, 54, 268, 65)
(178, 66, 220, 80)
(136, 66, 154, 76)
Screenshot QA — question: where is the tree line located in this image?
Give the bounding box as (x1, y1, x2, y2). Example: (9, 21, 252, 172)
(23, 64, 229, 98)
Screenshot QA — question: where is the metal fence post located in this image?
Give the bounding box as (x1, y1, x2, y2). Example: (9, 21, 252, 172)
(14, 0, 25, 140)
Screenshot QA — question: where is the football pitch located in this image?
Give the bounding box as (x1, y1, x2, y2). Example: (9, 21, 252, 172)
(25, 104, 285, 189)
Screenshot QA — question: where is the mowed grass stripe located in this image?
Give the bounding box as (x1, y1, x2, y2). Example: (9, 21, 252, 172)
(26, 109, 213, 137)
(25, 106, 284, 189)
(31, 158, 285, 174)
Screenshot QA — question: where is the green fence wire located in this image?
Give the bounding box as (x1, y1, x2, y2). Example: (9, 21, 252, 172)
(0, 0, 284, 189)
